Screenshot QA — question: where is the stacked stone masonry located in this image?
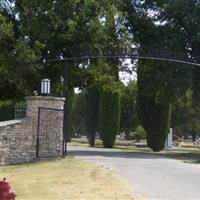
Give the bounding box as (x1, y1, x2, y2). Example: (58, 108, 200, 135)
(0, 96, 65, 165)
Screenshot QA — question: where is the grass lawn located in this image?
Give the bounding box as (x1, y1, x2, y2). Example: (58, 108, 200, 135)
(0, 158, 134, 200)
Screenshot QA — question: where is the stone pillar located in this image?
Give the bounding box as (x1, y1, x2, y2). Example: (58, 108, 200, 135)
(26, 96, 65, 118)
(0, 96, 65, 165)
(25, 96, 65, 157)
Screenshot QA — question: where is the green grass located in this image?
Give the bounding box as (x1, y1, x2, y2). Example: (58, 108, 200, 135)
(0, 158, 135, 200)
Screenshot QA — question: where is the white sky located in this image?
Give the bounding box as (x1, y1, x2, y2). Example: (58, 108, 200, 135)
(74, 60, 137, 93)
(119, 71, 137, 85)
(120, 58, 137, 85)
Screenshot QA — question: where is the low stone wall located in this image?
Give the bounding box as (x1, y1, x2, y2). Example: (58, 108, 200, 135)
(0, 119, 34, 164)
(0, 96, 65, 165)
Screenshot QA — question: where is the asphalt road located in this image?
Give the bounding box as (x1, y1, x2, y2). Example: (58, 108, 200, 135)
(68, 145, 200, 200)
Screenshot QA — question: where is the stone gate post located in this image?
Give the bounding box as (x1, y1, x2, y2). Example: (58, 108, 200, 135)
(26, 96, 65, 157)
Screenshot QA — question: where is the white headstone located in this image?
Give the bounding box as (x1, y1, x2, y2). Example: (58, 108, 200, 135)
(165, 128, 173, 148)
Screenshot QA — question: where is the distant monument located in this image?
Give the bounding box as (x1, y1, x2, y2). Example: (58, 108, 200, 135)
(165, 128, 173, 148)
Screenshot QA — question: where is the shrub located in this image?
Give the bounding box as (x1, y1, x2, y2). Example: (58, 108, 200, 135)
(134, 126, 146, 142)
(0, 101, 15, 122)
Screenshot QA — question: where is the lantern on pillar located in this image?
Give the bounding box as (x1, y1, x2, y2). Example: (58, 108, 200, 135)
(41, 79, 51, 95)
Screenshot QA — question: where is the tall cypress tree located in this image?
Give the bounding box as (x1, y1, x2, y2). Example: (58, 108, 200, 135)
(85, 87, 99, 147)
(98, 58, 121, 148)
(192, 68, 200, 110)
(137, 61, 171, 151)
(65, 87, 75, 142)
(99, 90, 120, 148)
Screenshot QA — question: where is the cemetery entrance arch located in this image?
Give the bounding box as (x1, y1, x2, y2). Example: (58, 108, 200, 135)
(47, 47, 200, 155)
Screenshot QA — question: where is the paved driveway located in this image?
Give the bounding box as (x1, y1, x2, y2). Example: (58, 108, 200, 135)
(68, 145, 200, 200)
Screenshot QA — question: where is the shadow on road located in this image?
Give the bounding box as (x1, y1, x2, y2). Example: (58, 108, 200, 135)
(68, 148, 167, 160)
(68, 146, 200, 164)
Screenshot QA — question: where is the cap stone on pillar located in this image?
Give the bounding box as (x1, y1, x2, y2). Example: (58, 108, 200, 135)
(25, 96, 65, 118)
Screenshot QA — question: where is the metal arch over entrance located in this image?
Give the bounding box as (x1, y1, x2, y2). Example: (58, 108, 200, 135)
(47, 47, 200, 67)
(47, 47, 200, 156)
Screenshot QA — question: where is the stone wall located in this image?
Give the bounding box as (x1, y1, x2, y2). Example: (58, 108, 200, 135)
(0, 119, 33, 164)
(0, 96, 65, 165)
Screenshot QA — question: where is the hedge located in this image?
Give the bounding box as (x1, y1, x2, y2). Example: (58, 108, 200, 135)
(0, 101, 15, 122)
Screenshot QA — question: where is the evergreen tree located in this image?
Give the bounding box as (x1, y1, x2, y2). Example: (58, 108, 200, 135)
(99, 90, 120, 148)
(123, 0, 194, 151)
(85, 87, 99, 147)
(137, 61, 172, 151)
